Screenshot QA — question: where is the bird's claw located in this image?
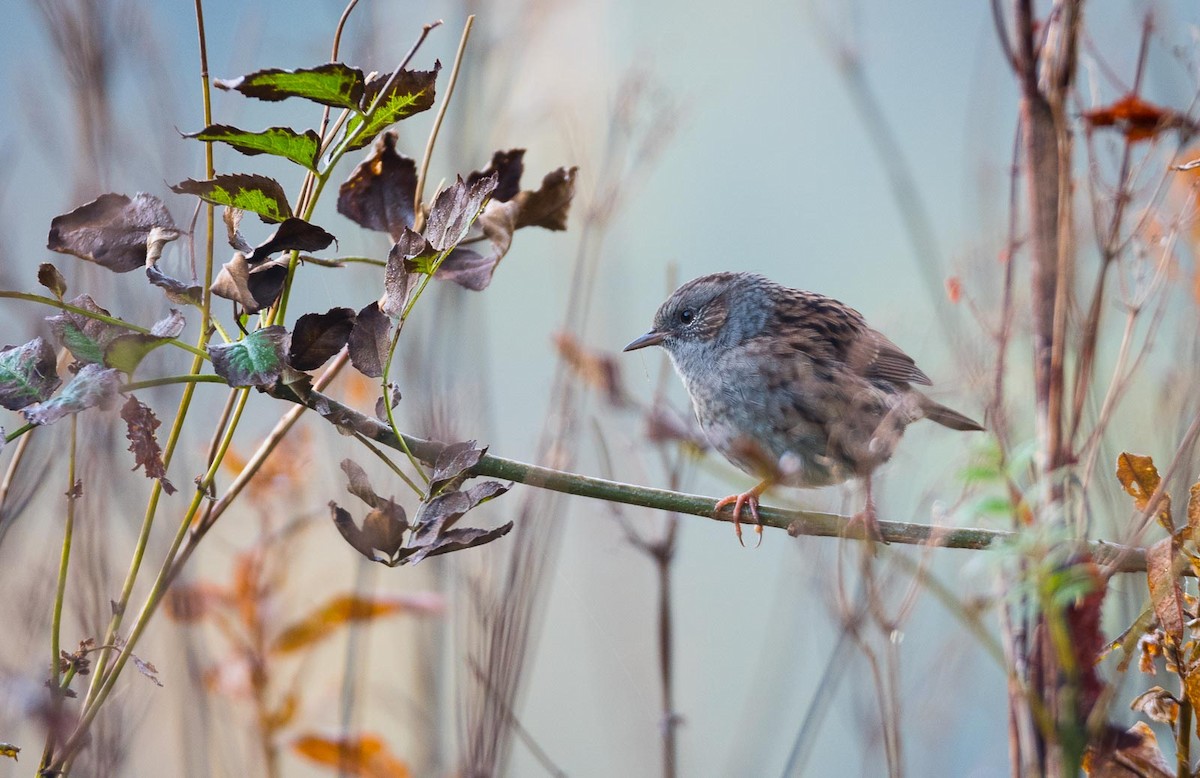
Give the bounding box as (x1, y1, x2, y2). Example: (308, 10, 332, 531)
(715, 492, 764, 548)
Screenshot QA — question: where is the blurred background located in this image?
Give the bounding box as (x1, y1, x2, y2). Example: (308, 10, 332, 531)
(0, 1, 1197, 776)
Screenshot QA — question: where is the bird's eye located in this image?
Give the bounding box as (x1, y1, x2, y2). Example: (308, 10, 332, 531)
(679, 308, 696, 325)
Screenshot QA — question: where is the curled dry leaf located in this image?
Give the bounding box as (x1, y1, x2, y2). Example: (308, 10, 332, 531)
(1084, 722, 1173, 777)
(341, 458, 386, 509)
(288, 307, 356, 371)
(47, 193, 179, 272)
(0, 743, 18, 762)
(37, 263, 67, 300)
(428, 440, 486, 495)
(379, 230, 430, 317)
(424, 173, 499, 251)
(132, 655, 163, 687)
(0, 338, 61, 411)
(337, 132, 417, 241)
(247, 217, 336, 264)
(1116, 452, 1172, 531)
(330, 500, 408, 566)
(467, 148, 526, 203)
(1145, 537, 1185, 645)
(210, 253, 290, 314)
(120, 395, 176, 495)
(271, 593, 443, 653)
(1083, 93, 1193, 143)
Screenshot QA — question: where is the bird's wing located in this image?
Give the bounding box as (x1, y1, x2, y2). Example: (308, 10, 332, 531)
(850, 330, 932, 387)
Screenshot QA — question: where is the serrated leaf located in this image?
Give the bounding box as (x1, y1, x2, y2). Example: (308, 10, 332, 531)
(185, 124, 322, 171)
(103, 310, 186, 375)
(171, 175, 293, 224)
(215, 63, 365, 110)
(345, 66, 439, 150)
(47, 193, 178, 272)
(347, 302, 391, 378)
(272, 593, 440, 653)
(247, 217, 336, 264)
(208, 326, 289, 387)
(121, 395, 175, 494)
(22, 363, 120, 426)
(288, 307, 355, 371)
(337, 132, 417, 240)
(0, 338, 61, 410)
(38, 263, 67, 299)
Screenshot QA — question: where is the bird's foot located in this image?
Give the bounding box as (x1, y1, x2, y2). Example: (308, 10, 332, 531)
(714, 491, 764, 548)
(847, 500, 889, 546)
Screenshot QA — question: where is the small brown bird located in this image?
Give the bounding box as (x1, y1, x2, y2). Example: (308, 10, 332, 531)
(625, 272, 982, 545)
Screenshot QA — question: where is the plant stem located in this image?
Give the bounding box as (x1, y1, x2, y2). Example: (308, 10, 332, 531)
(413, 15, 474, 222)
(121, 374, 226, 392)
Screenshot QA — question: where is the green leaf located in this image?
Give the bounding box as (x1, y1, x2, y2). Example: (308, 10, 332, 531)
(103, 310, 186, 375)
(215, 63, 365, 111)
(0, 338, 61, 411)
(171, 175, 293, 224)
(22, 363, 120, 426)
(345, 67, 439, 150)
(185, 125, 322, 172)
(208, 326, 289, 387)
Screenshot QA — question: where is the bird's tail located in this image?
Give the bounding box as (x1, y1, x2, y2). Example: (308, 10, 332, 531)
(919, 396, 984, 432)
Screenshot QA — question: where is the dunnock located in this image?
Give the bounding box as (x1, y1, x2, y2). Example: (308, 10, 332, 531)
(625, 272, 982, 545)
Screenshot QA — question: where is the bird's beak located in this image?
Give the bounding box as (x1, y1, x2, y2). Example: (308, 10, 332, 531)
(624, 330, 666, 352)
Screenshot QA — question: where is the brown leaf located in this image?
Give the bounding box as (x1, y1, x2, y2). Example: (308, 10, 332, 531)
(347, 302, 391, 378)
(223, 207, 252, 252)
(272, 593, 442, 653)
(210, 253, 290, 314)
(120, 395, 175, 495)
(247, 217, 336, 264)
(132, 654, 163, 687)
(1083, 94, 1186, 143)
(513, 166, 578, 230)
(1116, 452, 1172, 531)
(289, 307, 356, 371)
(1145, 537, 1185, 645)
(337, 132, 417, 241)
(1062, 556, 1108, 719)
(380, 230, 431, 316)
(0, 743, 19, 762)
(163, 582, 225, 623)
(47, 193, 179, 272)
(341, 459, 386, 509)
(37, 263, 67, 299)
(423, 173, 499, 252)
(1187, 481, 1200, 543)
(434, 200, 518, 291)
(292, 733, 412, 778)
(429, 440, 487, 495)
(1083, 722, 1173, 777)
(553, 332, 627, 406)
(468, 148, 526, 203)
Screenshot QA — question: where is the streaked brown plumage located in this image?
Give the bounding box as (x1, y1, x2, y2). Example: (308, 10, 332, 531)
(625, 272, 982, 544)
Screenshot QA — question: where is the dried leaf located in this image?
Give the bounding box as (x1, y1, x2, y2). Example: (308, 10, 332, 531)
(1187, 481, 1200, 544)
(405, 522, 513, 565)
(0, 743, 19, 761)
(47, 193, 178, 272)
(434, 200, 517, 291)
(223, 207, 252, 253)
(1083, 94, 1186, 143)
(22, 363, 119, 426)
(341, 459, 386, 509)
(423, 173, 498, 252)
(120, 395, 175, 494)
(1116, 452, 1171, 531)
(131, 654, 163, 687)
(429, 441, 486, 495)
(337, 132, 417, 241)
(163, 582, 224, 623)
(347, 302, 391, 378)
(513, 166, 578, 230)
(1146, 537, 1185, 644)
(330, 499, 409, 566)
(247, 217, 336, 264)
(215, 63, 366, 111)
(1063, 558, 1107, 718)
(346, 66, 440, 150)
(185, 124, 322, 171)
(289, 308, 356, 371)
(171, 175, 293, 224)
(210, 253, 289, 314)
(468, 148, 525, 203)
(38, 263, 67, 299)
(1083, 722, 1173, 777)
(553, 332, 627, 406)
(0, 338, 61, 410)
(292, 732, 412, 778)
(208, 326, 290, 387)
(379, 230, 430, 317)
(272, 593, 442, 653)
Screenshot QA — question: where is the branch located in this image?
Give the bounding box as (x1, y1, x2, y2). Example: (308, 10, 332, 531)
(267, 381, 1155, 573)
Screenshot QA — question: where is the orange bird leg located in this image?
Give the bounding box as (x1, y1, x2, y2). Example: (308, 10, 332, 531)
(714, 480, 770, 547)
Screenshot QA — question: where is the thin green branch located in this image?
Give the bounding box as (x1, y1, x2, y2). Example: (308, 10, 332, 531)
(121, 374, 226, 393)
(0, 291, 210, 360)
(270, 383, 1157, 572)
